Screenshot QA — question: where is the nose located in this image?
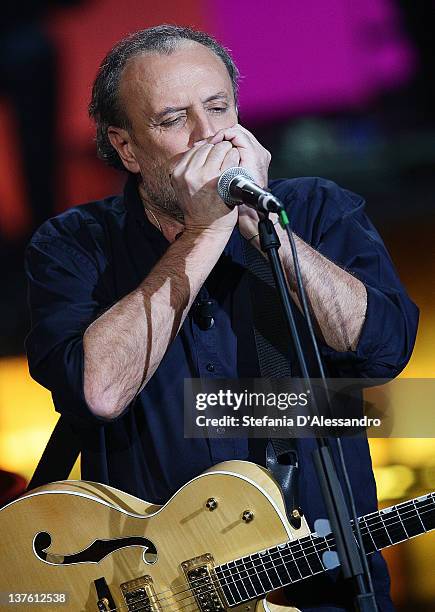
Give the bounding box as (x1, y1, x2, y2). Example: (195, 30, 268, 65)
(190, 110, 216, 146)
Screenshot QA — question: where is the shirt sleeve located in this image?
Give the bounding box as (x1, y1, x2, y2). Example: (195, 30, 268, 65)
(25, 229, 110, 425)
(277, 177, 419, 379)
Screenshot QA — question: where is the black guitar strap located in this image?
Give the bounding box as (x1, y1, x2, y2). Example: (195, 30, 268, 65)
(242, 237, 300, 519)
(27, 415, 81, 491)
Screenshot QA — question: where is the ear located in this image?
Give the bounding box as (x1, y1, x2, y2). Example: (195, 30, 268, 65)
(108, 126, 141, 173)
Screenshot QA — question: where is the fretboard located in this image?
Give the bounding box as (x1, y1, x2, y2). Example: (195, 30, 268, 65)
(215, 492, 435, 606)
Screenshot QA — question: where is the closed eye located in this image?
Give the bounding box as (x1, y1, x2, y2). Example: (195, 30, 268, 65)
(208, 107, 228, 114)
(160, 107, 228, 127)
(160, 116, 185, 127)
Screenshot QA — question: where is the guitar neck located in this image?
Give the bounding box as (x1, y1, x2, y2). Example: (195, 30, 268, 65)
(216, 492, 435, 606)
(357, 492, 435, 553)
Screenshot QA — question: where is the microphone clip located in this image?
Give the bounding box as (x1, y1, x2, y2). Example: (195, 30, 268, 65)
(193, 299, 215, 330)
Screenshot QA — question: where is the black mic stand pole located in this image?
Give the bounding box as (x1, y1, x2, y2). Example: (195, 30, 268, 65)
(256, 214, 378, 612)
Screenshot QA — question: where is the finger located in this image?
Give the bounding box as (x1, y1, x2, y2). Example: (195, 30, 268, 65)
(181, 142, 232, 177)
(220, 131, 255, 156)
(202, 141, 234, 172)
(208, 123, 239, 144)
(208, 130, 226, 145)
(220, 147, 240, 172)
(172, 142, 214, 178)
(211, 125, 270, 174)
(210, 124, 260, 148)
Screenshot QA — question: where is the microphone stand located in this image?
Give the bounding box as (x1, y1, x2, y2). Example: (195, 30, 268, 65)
(255, 214, 378, 612)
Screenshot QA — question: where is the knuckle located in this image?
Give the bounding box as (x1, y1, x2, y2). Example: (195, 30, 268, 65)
(216, 140, 233, 151)
(183, 168, 196, 183)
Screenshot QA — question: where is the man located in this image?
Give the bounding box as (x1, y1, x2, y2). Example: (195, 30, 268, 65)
(25, 25, 418, 610)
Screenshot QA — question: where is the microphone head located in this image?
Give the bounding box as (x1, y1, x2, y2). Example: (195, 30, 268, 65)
(217, 167, 254, 206)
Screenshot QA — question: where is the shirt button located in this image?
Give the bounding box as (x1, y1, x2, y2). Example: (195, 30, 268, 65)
(206, 363, 215, 372)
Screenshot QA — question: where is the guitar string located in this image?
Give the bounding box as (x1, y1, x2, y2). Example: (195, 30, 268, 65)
(98, 498, 435, 612)
(122, 497, 435, 606)
(151, 504, 435, 612)
(146, 500, 435, 610)
(101, 506, 426, 612)
(101, 503, 434, 612)
(98, 500, 434, 612)
(30, 497, 432, 612)
(138, 500, 435, 612)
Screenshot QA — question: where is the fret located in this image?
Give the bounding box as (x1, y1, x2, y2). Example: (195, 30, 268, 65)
(359, 515, 377, 553)
(228, 559, 249, 602)
(413, 498, 427, 532)
(297, 537, 317, 576)
(230, 559, 246, 602)
(312, 534, 335, 573)
(364, 512, 392, 550)
(234, 556, 257, 600)
(276, 543, 294, 584)
(378, 511, 394, 545)
(251, 551, 274, 592)
(291, 539, 312, 577)
(395, 506, 410, 539)
(284, 542, 302, 582)
(398, 500, 424, 537)
(290, 539, 314, 578)
(265, 546, 290, 586)
(216, 564, 237, 606)
(259, 550, 282, 590)
(380, 506, 407, 545)
(303, 535, 325, 574)
(242, 554, 264, 596)
(415, 494, 435, 532)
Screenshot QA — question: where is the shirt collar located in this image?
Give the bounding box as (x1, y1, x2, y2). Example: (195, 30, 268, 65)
(123, 173, 148, 223)
(123, 173, 171, 248)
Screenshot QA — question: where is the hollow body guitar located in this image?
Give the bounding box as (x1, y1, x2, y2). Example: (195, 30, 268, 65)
(0, 460, 434, 612)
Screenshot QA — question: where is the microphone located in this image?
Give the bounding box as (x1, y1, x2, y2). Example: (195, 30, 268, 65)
(217, 167, 283, 213)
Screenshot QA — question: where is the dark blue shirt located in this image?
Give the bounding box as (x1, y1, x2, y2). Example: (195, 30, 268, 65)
(25, 176, 418, 611)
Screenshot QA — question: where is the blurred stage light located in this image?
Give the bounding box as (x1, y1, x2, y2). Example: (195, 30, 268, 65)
(373, 464, 415, 501)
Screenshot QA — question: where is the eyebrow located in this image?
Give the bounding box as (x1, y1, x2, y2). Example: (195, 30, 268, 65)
(152, 92, 230, 122)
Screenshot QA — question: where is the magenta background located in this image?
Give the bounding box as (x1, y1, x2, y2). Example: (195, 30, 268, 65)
(45, 0, 415, 145)
(0, 0, 417, 232)
(210, 0, 415, 120)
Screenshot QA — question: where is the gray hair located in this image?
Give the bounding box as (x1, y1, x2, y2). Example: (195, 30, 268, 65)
(88, 24, 240, 171)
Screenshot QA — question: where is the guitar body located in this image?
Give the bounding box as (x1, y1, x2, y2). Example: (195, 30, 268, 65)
(0, 461, 307, 611)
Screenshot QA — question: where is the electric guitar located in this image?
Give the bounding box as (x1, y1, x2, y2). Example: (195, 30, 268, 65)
(0, 460, 433, 611)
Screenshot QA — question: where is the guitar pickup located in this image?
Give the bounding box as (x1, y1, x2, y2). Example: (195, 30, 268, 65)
(120, 575, 160, 612)
(182, 554, 226, 612)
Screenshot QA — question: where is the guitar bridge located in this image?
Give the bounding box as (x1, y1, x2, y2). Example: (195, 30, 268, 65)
(182, 553, 226, 612)
(120, 575, 160, 612)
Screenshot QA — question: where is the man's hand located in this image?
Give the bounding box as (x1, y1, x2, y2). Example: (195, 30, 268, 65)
(209, 124, 272, 240)
(170, 140, 240, 233)
(209, 123, 271, 187)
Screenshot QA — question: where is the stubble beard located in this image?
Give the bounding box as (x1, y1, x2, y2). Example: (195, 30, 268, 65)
(140, 162, 184, 223)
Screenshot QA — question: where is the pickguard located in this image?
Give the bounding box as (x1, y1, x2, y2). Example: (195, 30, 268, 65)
(33, 531, 158, 566)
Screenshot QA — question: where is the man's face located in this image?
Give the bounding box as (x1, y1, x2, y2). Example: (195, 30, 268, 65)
(111, 42, 238, 216)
